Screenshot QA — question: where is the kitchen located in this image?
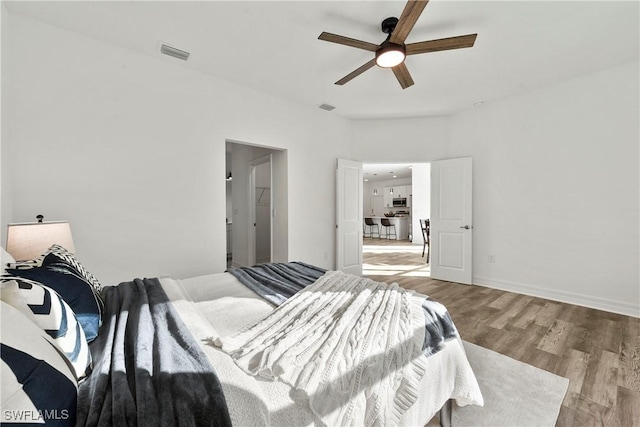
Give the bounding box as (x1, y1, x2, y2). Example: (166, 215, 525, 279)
(363, 165, 413, 241)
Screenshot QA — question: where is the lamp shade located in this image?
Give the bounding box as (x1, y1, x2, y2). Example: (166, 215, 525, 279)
(6, 221, 75, 261)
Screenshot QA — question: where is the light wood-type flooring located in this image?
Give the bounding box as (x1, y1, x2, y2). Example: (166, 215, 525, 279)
(362, 237, 640, 427)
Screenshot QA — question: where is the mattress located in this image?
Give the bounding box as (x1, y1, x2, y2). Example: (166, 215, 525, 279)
(160, 272, 482, 426)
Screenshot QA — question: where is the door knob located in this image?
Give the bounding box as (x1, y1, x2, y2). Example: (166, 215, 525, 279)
(460, 225, 472, 229)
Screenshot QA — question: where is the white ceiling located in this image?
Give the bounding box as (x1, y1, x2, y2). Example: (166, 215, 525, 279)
(5, 1, 639, 120)
(364, 163, 413, 182)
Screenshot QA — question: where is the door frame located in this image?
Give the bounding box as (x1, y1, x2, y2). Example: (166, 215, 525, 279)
(248, 154, 272, 266)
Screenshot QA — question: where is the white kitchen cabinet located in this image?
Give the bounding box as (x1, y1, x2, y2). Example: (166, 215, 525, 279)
(383, 187, 393, 208)
(394, 185, 408, 198)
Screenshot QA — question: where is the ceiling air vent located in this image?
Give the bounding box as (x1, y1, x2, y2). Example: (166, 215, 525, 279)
(318, 103, 336, 111)
(160, 44, 190, 61)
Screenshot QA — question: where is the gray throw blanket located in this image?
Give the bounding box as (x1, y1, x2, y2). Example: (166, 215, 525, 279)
(229, 261, 327, 305)
(76, 278, 232, 427)
(231, 262, 458, 357)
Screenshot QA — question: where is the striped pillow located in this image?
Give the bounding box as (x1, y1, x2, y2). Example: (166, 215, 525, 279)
(40, 244, 103, 295)
(0, 279, 92, 379)
(5, 256, 103, 342)
(1, 301, 77, 425)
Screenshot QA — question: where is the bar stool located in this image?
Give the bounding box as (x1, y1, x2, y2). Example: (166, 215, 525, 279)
(420, 219, 430, 263)
(380, 218, 397, 240)
(363, 218, 380, 238)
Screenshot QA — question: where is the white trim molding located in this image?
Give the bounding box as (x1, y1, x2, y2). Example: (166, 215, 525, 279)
(473, 275, 640, 318)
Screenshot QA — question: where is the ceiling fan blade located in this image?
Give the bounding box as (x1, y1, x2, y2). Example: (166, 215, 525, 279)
(392, 63, 414, 89)
(335, 59, 377, 85)
(318, 32, 379, 52)
(406, 34, 477, 55)
(389, 0, 429, 44)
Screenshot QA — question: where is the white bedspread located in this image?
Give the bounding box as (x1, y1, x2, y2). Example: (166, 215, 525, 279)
(160, 273, 483, 427)
(214, 271, 429, 426)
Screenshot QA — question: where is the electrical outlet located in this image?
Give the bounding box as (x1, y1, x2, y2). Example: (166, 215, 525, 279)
(488, 254, 496, 263)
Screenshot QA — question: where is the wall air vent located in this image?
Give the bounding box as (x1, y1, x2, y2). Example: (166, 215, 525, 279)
(318, 103, 336, 111)
(160, 44, 190, 61)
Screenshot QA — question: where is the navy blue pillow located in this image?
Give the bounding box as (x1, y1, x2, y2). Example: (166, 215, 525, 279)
(6, 255, 102, 342)
(1, 344, 77, 426)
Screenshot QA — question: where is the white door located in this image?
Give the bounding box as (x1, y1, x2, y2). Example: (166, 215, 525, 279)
(248, 154, 272, 266)
(336, 158, 363, 276)
(430, 157, 473, 284)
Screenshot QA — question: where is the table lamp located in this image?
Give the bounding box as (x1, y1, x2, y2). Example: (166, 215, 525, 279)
(6, 216, 75, 262)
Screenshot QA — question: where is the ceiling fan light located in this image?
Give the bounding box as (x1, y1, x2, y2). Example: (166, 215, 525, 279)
(375, 45, 405, 68)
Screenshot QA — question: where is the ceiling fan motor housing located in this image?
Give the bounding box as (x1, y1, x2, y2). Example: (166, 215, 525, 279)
(381, 17, 399, 34)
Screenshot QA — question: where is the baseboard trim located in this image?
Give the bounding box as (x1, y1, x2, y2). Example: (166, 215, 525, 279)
(472, 275, 639, 318)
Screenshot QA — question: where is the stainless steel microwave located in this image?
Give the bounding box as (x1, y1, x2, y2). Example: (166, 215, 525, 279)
(393, 198, 407, 207)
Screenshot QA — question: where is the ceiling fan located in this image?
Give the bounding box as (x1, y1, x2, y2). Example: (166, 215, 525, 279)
(318, 0, 477, 89)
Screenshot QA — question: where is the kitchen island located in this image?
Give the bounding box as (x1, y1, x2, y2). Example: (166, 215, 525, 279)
(364, 216, 410, 240)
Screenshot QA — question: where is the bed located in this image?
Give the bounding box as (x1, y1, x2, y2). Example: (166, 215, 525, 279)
(1, 246, 483, 426)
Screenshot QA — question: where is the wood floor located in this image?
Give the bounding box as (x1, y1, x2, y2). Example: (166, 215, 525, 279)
(362, 237, 640, 427)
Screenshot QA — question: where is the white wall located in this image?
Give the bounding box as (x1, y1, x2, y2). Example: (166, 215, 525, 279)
(351, 116, 450, 163)
(0, 2, 12, 243)
(2, 13, 350, 284)
(447, 60, 639, 316)
(352, 61, 640, 316)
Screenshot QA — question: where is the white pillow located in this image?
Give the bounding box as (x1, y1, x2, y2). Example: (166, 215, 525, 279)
(1, 248, 16, 272)
(0, 279, 92, 379)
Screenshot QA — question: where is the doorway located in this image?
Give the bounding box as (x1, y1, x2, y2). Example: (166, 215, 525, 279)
(362, 162, 431, 278)
(225, 141, 288, 268)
